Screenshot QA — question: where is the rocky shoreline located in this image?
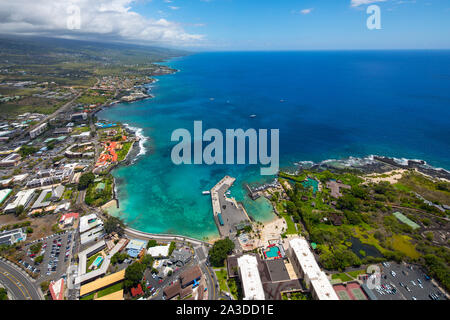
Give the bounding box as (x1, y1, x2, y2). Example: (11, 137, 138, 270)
(247, 155, 450, 195)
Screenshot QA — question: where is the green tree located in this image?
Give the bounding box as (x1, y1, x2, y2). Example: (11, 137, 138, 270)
(208, 238, 235, 267)
(19, 145, 38, 157)
(146, 240, 158, 249)
(168, 241, 176, 256)
(141, 255, 154, 268)
(104, 216, 125, 235)
(0, 288, 8, 300)
(78, 172, 95, 190)
(124, 262, 146, 291)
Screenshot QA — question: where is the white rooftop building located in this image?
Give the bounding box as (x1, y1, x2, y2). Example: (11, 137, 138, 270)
(288, 238, 338, 300)
(147, 244, 170, 258)
(237, 255, 265, 300)
(30, 122, 47, 139)
(4, 189, 35, 214)
(79, 213, 103, 234)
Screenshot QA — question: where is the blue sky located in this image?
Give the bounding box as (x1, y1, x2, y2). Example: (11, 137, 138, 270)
(132, 0, 450, 50)
(0, 0, 449, 50)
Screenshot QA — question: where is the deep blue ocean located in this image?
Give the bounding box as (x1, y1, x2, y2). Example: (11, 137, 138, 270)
(98, 51, 450, 240)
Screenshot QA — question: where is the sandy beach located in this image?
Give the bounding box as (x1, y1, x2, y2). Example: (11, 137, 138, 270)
(362, 169, 407, 185)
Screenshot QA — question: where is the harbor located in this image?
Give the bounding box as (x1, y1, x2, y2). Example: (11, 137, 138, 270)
(210, 176, 252, 238)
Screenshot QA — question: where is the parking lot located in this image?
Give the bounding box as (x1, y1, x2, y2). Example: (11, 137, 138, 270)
(367, 262, 445, 300)
(20, 230, 75, 282)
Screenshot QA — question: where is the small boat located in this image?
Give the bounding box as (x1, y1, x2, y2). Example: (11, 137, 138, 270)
(249, 114, 256, 118)
(202, 191, 211, 195)
(280, 99, 285, 102)
(209, 98, 215, 101)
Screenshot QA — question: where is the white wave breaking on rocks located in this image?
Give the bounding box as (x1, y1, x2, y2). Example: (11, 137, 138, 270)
(123, 123, 149, 159)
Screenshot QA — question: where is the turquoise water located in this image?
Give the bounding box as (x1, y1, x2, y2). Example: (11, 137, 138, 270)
(265, 246, 281, 258)
(92, 256, 103, 268)
(98, 51, 450, 240)
(301, 178, 319, 193)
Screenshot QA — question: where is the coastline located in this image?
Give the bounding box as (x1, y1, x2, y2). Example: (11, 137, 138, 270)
(96, 56, 450, 242)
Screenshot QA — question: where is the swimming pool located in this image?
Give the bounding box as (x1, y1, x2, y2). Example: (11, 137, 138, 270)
(92, 255, 104, 268)
(265, 246, 281, 258)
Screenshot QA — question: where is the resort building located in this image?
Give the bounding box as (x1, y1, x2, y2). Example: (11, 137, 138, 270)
(75, 240, 107, 285)
(288, 237, 338, 300)
(0, 228, 27, 246)
(237, 254, 265, 300)
(326, 180, 351, 199)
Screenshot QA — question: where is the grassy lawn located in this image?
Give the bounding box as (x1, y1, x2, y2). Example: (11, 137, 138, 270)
(72, 126, 91, 134)
(280, 212, 298, 235)
(80, 293, 95, 300)
(215, 269, 229, 293)
(86, 253, 102, 273)
(389, 234, 421, 259)
(226, 278, 241, 300)
(96, 282, 123, 299)
(331, 272, 353, 282)
(117, 141, 133, 162)
(347, 269, 367, 278)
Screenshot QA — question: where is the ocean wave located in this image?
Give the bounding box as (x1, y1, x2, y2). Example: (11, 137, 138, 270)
(123, 123, 149, 159)
(293, 154, 449, 174)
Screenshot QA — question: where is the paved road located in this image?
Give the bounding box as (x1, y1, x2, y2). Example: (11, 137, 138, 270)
(0, 259, 42, 300)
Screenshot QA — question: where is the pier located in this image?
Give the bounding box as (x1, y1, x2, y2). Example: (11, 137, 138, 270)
(210, 176, 251, 238)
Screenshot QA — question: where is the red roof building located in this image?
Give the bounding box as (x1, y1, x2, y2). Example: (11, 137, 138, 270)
(131, 284, 144, 297)
(49, 278, 65, 300)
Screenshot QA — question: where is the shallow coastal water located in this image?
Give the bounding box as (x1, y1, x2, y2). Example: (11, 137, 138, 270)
(98, 51, 450, 239)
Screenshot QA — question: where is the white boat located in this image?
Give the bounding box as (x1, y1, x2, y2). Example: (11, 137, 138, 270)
(202, 191, 211, 195)
(249, 114, 256, 118)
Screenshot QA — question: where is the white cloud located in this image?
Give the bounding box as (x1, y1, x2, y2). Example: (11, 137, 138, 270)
(351, 0, 387, 7)
(300, 8, 314, 14)
(0, 0, 204, 46)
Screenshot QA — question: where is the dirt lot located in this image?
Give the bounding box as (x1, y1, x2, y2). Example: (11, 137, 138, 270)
(0, 214, 60, 241)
